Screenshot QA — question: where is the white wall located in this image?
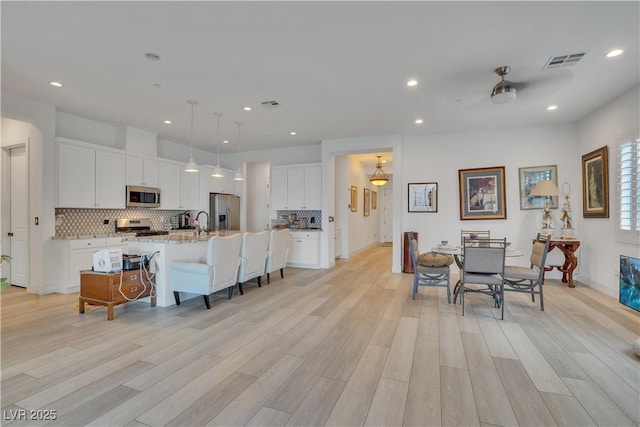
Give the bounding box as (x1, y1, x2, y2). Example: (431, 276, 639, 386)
(246, 161, 270, 231)
(402, 124, 580, 279)
(576, 85, 640, 297)
(347, 155, 382, 254)
(1, 94, 55, 293)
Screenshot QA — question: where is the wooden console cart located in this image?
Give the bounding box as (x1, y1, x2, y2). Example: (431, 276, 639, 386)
(79, 270, 156, 320)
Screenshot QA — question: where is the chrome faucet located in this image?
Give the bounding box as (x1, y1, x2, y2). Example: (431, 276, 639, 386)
(195, 211, 209, 232)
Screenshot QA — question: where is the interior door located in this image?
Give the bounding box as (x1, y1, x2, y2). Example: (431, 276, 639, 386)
(10, 146, 28, 287)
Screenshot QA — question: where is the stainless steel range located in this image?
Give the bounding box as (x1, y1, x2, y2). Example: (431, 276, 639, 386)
(116, 218, 169, 237)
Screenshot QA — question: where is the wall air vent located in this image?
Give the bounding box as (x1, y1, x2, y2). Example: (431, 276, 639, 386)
(261, 100, 281, 108)
(543, 52, 587, 69)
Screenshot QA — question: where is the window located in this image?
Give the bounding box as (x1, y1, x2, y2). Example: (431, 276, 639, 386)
(617, 133, 640, 244)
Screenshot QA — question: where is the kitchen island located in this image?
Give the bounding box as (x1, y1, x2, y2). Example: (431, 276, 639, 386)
(126, 231, 240, 307)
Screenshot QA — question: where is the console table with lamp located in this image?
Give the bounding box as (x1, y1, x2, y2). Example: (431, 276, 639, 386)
(529, 180, 580, 288)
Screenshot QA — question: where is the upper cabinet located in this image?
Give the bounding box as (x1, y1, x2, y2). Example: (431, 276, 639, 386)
(57, 139, 125, 209)
(125, 156, 159, 187)
(271, 164, 321, 211)
(158, 161, 181, 209)
(180, 169, 200, 210)
(157, 161, 199, 210)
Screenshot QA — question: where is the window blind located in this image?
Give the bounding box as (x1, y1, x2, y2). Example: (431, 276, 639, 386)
(617, 137, 639, 232)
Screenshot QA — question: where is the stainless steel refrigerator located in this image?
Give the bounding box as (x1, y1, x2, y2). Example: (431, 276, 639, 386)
(210, 193, 240, 231)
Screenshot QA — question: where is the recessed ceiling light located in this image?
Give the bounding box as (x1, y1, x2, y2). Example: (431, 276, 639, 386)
(547, 105, 558, 111)
(290, 131, 297, 135)
(243, 106, 252, 111)
(144, 52, 161, 61)
(415, 119, 423, 124)
(49, 81, 63, 88)
(163, 120, 172, 124)
(606, 49, 623, 58)
(382, 160, 387, 164)
(406, 79, 418, 87)
(223, 140, 229, 144)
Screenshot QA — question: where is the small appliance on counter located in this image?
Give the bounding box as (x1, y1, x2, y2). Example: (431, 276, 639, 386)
(298, 218, 308, 229)
(122, 254, 148, 271)
(93, 249, 123, 272)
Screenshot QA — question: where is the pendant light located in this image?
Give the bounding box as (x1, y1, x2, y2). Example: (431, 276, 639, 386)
(184, 99, 199, 172)
(233, 121, 245, 181)
(369, 155, 389, 186)
(211, 112, 224, 178)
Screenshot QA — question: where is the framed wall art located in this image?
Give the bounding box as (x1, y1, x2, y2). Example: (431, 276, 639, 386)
(372, 190, 377, 210)
(408, 182, 438, 212)
(458, 166, 506, 220)
(582, 145, 609, 218)
(364, 188, 370, 217)
(350, 185, 358, 212)
(518, 165, 558, 210)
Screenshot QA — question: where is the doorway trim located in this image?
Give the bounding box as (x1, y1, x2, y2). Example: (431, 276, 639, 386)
(321, 135, 403, 272)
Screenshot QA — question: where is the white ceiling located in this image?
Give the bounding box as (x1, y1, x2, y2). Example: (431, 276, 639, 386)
(2, 2, 638, 157)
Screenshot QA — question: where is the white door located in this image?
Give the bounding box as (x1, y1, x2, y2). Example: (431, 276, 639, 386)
(383, 187, 393, 243)
(10, 146, 28, 287)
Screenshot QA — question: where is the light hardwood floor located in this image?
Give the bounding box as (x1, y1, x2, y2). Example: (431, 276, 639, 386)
(2, 244, 639, 426)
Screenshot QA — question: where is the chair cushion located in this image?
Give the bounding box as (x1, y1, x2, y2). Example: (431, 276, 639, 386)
(418, 252, 454, 267)
(416, 264, 450, 274)
(505, 265, 539, 280)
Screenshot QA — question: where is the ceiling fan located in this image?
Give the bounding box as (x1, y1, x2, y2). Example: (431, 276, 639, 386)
(490, 66, 518, 104)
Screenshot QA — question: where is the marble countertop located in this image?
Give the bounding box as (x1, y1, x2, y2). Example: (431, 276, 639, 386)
(53, 232, 136, 240)
(126, 230, 241, 244)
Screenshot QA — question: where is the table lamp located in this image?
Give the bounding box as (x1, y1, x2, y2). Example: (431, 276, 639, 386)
(529, 179, 559, 235)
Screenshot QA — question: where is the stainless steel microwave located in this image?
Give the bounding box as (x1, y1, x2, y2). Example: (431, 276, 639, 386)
(126, 185, 161, 208)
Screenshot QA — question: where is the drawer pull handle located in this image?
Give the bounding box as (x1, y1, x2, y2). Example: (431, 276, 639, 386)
(130, 274, 137, 280)
(131, 286, 138, 292)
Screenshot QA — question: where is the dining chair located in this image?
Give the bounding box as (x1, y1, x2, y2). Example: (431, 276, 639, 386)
(169, 234, 243, 309)
(460, 230, 490, 247)
(237, 231, 270, 294)
(265, 228, 289, 284)
(459, 237, 507, 318)
(407, 232, 452, 302)
(503, 235, 551, 311)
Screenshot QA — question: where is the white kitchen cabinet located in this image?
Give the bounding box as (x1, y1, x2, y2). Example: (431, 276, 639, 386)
(287, 231, 320, 268)
(287, 167, 305, 210)
(180, 169, 200, 210)
(158, 161, 181, 209)
(158, 161, 199, 210)
(95, 150, 126, 209)
(55, 237, 129, 294)
(209, 167, 237, 195)
(303, 165, 321, 210)
(271, 168, 288, 210)
(58, 143, 95, 208)
(126, 156, 159, 187)
(271, 164, 321, 211)
(58, 141, 125, 209)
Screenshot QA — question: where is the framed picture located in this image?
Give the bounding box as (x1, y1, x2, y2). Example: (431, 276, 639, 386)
(408, 182, 438, 212)
(364, 188, 370, 217)
(518, 165, 558, 210)
(458, 166, 506, 220)
(582, 145, 609, 218)
(350, 185, 358, 212)
(372, 191, 377, 210)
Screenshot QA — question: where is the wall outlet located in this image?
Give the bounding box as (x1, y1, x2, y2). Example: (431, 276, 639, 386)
(103, 219, 109, 225)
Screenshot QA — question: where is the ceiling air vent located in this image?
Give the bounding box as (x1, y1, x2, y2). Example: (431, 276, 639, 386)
(261, 100, 281, 108)
(543, 52, 587, 70)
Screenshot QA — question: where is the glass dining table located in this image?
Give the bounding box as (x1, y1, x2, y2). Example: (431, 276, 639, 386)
(430, 244, 523, 303)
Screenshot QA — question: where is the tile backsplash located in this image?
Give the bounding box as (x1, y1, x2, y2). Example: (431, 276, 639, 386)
(55, 208, 188, 237)
(275, 210, 322, 229)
